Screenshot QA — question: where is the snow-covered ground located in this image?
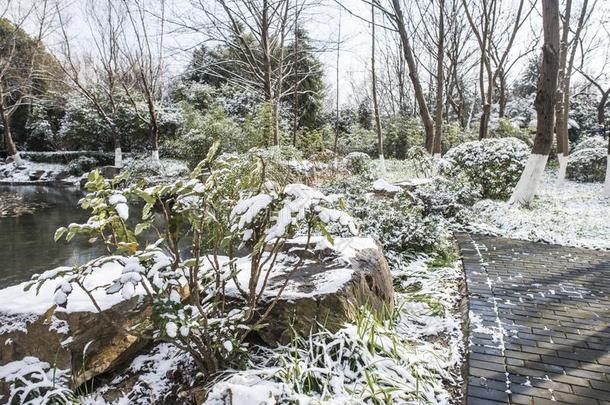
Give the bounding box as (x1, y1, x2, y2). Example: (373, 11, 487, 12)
(468, 172, 610, 250)
(0, 160, 80, 185)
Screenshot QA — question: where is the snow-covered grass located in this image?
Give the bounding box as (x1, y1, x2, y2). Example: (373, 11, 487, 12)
(468, 172, 610, 250)
(372, 158, 422, 183)
(203, 253, 465, 405)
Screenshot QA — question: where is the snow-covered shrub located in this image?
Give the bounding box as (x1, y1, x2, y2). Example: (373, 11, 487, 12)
(43, 143, 357, 378)
(412, 176, 480, 220)
(67, 156, 99, 175)
(490, 118, 533, 146)
(572, 136, 607, 153)
(323, 178, 447, 254)
(20, 151, 114, 165)
(441, 123, 477, 154)
(383, 117, 424, 159)
(566, 148, 607, 183)
(405, 146, 434, 178)
(338, 125, 376, 156)
(343, 152, 372, 176)
(440, 137, 529, 199)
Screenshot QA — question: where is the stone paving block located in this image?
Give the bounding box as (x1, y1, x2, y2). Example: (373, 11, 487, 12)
(458, 234, 610, 405)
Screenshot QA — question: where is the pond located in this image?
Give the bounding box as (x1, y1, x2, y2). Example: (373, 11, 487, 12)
(0, 185, 106, 288)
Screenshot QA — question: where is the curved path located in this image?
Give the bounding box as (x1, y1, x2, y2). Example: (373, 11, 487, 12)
(457, 233, 610, 405)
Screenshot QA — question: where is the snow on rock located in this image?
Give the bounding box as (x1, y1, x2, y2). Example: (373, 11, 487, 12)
(372, 178, 401, 193)
(220, 236, 394, 345)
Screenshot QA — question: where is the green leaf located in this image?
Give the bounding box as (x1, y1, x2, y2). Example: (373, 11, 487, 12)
(54, 227, 68, 242)
(134, 222, 151, 236)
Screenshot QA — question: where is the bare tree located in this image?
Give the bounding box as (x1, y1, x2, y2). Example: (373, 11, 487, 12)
(510, 0, 560, 205)
(461, 0, 533, 139)
(370, 2, 385, 173)
(432, 0, 445, 156)
(0, 0, 52, 165)
(120, 0, 167, 163)
(555, 0, 595, 181)
(56, 0, 127, 167)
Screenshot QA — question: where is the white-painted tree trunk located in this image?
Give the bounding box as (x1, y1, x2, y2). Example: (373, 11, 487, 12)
(509, 154, 549, 205)
(379, 154, 386, 176)
(151, 150, 160, 164)
(10, 153, 22, 166)
(604, 153, 610, 197)
(115, 148, 123, 168)
(432, 153, 442, 176)
(557, 153, 568, 182)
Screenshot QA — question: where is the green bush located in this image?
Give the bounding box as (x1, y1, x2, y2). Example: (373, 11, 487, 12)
(441, 123, 477, 154)
(566, 148, 607, 183)
(338, 125, 376, 156)
(490, 118, 533, 146)
(21, 151, 115, 165)
(383, 117, 424, 159)
(440, 137, 529, 199)
(343, 152, 372, 176)
(67, 156, 99, 176)
(572, 136, 607, 153)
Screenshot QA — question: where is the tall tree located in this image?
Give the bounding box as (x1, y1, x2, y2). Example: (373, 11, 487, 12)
(461, 0, 533, 139)
(371, 2, 385, 174)
(555, 0, 594, 181)
(56, 0, 127, 167)
(0, 1, 52, 164)
(510, 0, 560, 205)
(121, 0, 167, 163)
(432, 0, 444, 156)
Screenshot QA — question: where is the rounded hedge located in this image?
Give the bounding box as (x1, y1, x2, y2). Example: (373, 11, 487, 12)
(439, 137, 529, 199)
(572, 136, 607, 153)
(566, 147, 607, 183)
(343, 152, 372, 175)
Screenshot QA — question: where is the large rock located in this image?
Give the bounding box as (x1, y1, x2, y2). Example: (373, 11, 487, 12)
(229, 237, 394, 345)
(28, 170, 46, 181)
(100, 165, 121, 179)
(0, 264, 152, 395)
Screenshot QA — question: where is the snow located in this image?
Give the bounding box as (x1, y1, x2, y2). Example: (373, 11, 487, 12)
(108, 194, 129, 221)
(224, 237, 378, 300)
(470, 173, 610, 250)
(205, 375, 292, 405)
(0, 357, 72, 404)
(372, 178, 401, 193)
(0, 261, 146, 321)
(0, 160, 80, 185)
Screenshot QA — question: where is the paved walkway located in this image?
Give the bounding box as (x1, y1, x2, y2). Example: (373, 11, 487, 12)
(456, 234, 610, 405)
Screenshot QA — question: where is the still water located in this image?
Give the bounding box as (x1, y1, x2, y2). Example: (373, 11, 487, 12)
(0, 185, 105, 288)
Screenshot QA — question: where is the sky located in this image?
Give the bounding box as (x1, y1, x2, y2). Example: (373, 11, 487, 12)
(9, 0, 609, 106)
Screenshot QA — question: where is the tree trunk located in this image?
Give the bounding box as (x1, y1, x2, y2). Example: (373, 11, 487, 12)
(391, 0, 435, 150)
(371, 3, 385, 175)
(433, 0, 445, 156)
(597, 89, 609, 127)
(510, 0, 559, 205)
(0, 104, 21, 165)
(261, 0, 279, 146)
(333, 8, 341, 155)
(604, 133, 610, 197)
(498, 72, 507, 118)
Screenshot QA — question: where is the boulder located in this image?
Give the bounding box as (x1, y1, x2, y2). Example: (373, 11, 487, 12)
(229, 237, 394, 345)
(0, 270, 153, 395)
(28, 170, 46, 181)
(55, 170, 71, 181)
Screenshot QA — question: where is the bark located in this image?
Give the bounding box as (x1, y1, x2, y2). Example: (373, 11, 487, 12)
(510, 0, 559, 205)
(333, 8, 341, 155)
(433, 0, 445, 155)
(0, 103, 19, 160)
(371, 3, 385, 174)
(391, 0, 435, 149)
(598, 91, 609, 127)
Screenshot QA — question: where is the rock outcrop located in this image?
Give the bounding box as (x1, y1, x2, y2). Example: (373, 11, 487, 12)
(231, 237, 395, 345)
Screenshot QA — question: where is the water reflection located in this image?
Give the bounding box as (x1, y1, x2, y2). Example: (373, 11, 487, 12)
(0, 185, 106, 287)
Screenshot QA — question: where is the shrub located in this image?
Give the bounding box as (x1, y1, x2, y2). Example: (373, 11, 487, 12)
(21, 151, 115, 165)
(566, 147, 607, 183)
(441, 123, 477, 154)
(343, 152, 372, 176)
(572, 136, 607, 153)
(338, 125, 376, 156)
(45, 144, 356, 380)
(440, 137, 529, 199)
(383, 117, 424, 159)
(412, 176, 480, 220)
(490, 118, 533, 146)
(322, 177, 447, 254)
(67, 156, 99, 176)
